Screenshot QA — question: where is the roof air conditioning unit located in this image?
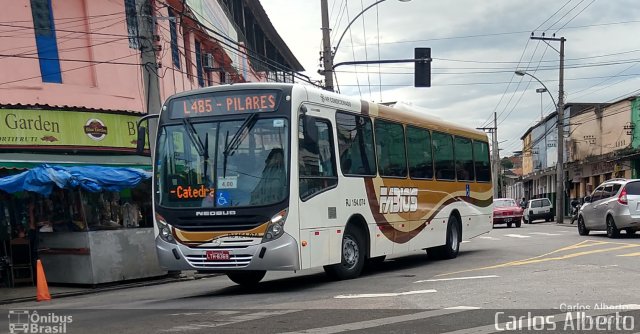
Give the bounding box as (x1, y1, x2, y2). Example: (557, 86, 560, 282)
(203, 53, 215, 71)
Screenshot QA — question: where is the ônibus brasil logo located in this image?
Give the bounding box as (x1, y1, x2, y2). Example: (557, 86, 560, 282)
(8, 310, 72, 334)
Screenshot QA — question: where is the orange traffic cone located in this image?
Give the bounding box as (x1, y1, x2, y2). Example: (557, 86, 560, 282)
(36, 259, 51, 302)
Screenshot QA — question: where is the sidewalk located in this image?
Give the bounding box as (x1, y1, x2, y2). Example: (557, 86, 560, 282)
(0, 271, 217, 305)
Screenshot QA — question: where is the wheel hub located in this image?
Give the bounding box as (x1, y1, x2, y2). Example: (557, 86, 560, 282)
(343, 237, 359, 269)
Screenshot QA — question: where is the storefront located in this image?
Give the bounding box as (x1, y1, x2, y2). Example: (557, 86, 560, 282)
(567, 159, 631, 199)
(0, 107, 165, 287)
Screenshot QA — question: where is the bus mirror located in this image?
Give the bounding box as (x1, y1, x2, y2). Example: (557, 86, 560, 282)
(136, 126, 146, 154)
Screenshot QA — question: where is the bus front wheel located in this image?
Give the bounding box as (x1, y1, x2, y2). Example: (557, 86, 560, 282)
(226, 270, 266, 287)
(324, 228, 365, 280)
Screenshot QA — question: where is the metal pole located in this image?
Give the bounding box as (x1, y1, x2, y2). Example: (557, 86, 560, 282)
(136, 0, 161, 151)
(493, 112, 500, 199)
(556, 37, 566, 224)
(540, 92, 543, 121)
(320, 0, 334, 91)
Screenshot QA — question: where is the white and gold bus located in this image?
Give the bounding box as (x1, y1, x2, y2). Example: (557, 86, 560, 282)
(139, 83, 493, 286)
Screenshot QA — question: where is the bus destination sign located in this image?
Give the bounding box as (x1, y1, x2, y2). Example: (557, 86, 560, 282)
(169, 90, 281, 119)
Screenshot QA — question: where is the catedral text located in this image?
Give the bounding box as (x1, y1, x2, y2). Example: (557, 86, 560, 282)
(169, 185, 215, 199)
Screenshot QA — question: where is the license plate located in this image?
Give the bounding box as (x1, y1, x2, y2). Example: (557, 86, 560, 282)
(206, 250, 230, 261)
(504, 218, 512, 222)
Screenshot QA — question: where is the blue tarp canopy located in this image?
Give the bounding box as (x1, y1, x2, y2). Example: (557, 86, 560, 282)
(0, 164, 151, 196)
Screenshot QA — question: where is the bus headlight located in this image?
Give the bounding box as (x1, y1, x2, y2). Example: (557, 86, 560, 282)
(262, 209, 288, 243)
(156, 213, 175, 244)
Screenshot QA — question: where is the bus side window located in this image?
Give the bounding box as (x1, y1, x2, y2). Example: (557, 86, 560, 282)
(433, 131, 455, 180)
(407, 126, 434, 179)
(375, 119, 407, 178)
(335, 112, 376, 176)
(473, 141, 491, 182)
(299, 115, 338, 200)
(455, 136, 474, 181)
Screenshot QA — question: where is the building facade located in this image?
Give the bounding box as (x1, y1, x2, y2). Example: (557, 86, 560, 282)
(0, 0, 302, 288)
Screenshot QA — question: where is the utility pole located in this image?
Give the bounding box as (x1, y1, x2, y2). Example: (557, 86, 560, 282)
(532, 34, 566, 223)
(136, 0, 162, 150)
(320, 0, 334, 91)
(477, 112, 500, 199)
(493, 112, 500, 199)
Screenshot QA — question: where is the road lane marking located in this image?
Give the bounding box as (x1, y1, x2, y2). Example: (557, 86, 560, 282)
(478, 236, 500, 240)
(277, 309, 465, 334)
(163, 310, 300, 332)
(334, 289, 436, 299)
(529, 232, 561, 236)
(436, 240, 640, 277)
(618, 251, 640, 257)
(504, 234, 530, 238)
(445, 306, 481, 310)
(461, 241, 471, 244)
(414, 275, 499, 283)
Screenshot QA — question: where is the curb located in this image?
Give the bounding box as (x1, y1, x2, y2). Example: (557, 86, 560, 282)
(0, 273, 221, 305)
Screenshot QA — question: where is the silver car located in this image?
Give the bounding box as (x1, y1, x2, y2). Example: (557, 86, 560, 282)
(577, 178, 640, 238)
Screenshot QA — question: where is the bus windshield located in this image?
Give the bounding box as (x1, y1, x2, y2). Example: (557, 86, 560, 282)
(156, 117, 289, 208)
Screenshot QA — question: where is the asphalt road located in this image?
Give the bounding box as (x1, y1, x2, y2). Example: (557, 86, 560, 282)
(2, 222, 639, 333)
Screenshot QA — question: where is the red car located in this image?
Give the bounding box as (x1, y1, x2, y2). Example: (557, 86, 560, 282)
(493, 198, 524, 228)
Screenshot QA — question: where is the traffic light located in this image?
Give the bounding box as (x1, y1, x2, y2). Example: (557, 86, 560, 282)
(415, 48, 431, 87)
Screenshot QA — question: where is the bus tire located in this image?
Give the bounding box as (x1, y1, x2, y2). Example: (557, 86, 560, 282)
(324, 227, 365, 280)
(427, 215, 461, 260)
(226, 270, 266, 287)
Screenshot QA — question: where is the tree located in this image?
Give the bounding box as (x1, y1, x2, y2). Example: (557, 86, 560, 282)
(501, 157, 514, 169)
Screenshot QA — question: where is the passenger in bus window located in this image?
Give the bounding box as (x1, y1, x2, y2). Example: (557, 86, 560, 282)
(250, 148, 286, 205)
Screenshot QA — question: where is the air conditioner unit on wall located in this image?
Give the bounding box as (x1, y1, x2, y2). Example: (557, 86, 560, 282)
(203, 53, 215, 71)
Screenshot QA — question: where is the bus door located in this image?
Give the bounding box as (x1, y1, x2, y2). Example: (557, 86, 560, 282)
(297, 105, 340, 268)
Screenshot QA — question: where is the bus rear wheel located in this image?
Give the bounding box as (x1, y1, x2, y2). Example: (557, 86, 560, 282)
(226, 270, 266, 287)
(324, 228, 365, 280)
(427, 215, 461, 260)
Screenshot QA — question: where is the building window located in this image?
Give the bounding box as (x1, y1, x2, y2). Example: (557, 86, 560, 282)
(335, 112, 376, 176)
(195, 40, 204, 87)
(123, 0, 139, 49)
(168, 8, 180, 69)
(183, 30, 193, 77)
(375, 120, 406, 178)
(30, 0, 62, 83)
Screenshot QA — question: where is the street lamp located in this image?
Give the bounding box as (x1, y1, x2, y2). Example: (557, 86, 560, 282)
(535, 87, 547, 121)
(515, 70, 564, 224)
(320, 0, 412, 91)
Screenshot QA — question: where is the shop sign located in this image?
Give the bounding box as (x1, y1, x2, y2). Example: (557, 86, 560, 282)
(0, 109, 149, 151)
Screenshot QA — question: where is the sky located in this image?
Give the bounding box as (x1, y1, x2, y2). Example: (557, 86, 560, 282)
(260, 0, 640, 156)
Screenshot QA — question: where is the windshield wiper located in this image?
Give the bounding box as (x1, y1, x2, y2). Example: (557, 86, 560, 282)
(223, 113, 258, 157)
(222, 113, 258, 178)
(182, 117, 205, 157)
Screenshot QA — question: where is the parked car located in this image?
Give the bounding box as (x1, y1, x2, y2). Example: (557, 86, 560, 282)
(577, 178, 640, 238)
(522, 198, 554, 224)
(493, 198, 523, 228)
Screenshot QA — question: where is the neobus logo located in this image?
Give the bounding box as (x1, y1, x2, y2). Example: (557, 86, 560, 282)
(195, 210, 237, 216)
(379, 187, 418, 214)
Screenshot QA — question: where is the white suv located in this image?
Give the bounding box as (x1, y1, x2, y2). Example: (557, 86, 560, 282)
(523, 198, 554, 223)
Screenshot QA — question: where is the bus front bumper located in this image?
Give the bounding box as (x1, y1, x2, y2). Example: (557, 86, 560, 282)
(155, 233, 300, 272)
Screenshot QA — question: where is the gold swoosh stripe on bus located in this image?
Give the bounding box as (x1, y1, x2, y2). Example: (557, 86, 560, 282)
(173, 222, 269, 245)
